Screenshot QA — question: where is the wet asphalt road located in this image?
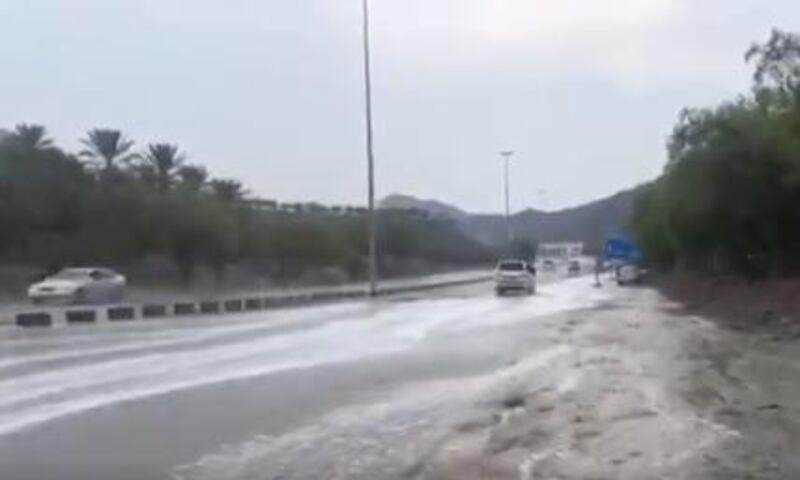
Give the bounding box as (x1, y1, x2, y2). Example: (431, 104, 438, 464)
(0, 276, 627, 480)
(9, 277, 752, 480)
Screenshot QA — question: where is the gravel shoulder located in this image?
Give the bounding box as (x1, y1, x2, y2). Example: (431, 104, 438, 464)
(414, 282, 800, 479)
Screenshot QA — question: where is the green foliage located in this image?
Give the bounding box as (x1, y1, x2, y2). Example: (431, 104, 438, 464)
(0, 127, 491, 283)
(9, 124, 54, 152)
(177, 164, 208, 192)
(507, 237, 538, 260)
(633, 29, 800, 276)
(143, 143, 185, 192)
(746, 29, 800, 93)
(79, 128, 138, 172)
(209, 179, 245, 204)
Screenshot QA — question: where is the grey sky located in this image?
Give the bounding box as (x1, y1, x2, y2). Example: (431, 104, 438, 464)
(2, 1, 799, 213)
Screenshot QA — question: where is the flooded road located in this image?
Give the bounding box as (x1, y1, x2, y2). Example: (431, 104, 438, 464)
(1, 277, 797, 479)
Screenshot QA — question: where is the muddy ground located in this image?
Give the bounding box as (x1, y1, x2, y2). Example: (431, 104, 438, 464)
(415, 279, 800, 479)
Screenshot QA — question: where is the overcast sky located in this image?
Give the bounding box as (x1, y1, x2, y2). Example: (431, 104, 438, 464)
(2, 1, 799, 212)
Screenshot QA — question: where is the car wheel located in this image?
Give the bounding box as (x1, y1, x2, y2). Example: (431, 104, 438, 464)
(495, 288, 505, 296)
(31, 298, 43, 306)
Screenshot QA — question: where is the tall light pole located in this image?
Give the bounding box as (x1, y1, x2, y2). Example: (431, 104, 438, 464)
(501, 150, 515, 242)
(361, 0, 378, 296)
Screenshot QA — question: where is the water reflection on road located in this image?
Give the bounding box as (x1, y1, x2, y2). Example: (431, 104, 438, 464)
(0, 277, 613, 480)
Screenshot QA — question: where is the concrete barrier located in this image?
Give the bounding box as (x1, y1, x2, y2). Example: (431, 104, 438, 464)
(282, 295, 305, 307)
(108, 306, 136, 321)
(142, 304, 168, 318)
(310, 291, 339, 302)
(224, 299, 243, 313)
(6, 273, 491, 328)
(66, 310, 97, 324)
(199, 301, 220, 314)
(173, 303, 197, 316)
(16, 312, 52, 327)
(244, 298, 263, 311)
(380, 276, 492, 296)
(262, 297, 279, 309)
(266, 297, 286, 308)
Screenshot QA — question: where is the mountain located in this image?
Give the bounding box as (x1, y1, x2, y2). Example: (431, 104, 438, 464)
(380, 185, 648, 251)
(380, 194, 469, 220)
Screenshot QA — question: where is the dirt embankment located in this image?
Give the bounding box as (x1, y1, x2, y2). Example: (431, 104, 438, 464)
(414, 279, 800, 479)
(655, 274, 800, 340)
(654, 274, 800, 480)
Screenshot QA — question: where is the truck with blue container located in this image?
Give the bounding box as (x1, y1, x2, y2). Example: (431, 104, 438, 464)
(605, 235, 645, 285)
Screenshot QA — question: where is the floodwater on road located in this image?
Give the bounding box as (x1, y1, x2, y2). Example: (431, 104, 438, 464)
(0, 277, 607, 480)
(2, 276, 796, 480)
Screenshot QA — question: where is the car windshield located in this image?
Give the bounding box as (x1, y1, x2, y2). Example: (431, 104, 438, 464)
(50, 269, 92, 280)
(498, 262, 525, 271)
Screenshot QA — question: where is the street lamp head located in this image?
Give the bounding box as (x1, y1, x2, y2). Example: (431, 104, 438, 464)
(500, 150, 515, 158)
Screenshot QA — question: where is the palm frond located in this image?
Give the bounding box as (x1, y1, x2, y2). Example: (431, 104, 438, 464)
(12, 123, 54, 151)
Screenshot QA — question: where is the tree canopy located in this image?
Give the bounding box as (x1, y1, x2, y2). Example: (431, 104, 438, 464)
(633, 29, 800, 277)
(0, 127, 491, 284)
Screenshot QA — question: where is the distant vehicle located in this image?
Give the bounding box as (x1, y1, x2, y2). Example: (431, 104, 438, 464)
(605, 235, 642, 265)
(542, 259, 556, 272)
(28, 268, 126, 305)
(494, 259, 536, 296)
(567, 260, 581, 276)
(616, 264, 645, 285)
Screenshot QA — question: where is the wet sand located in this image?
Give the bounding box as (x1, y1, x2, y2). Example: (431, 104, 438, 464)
(417, 284, 800, 479)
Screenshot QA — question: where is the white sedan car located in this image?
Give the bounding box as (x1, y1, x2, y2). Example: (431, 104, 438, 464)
(28, 268, 127, 305)
(494, 259, 536, 296)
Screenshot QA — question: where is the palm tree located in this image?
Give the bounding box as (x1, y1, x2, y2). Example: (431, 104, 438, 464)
(79, 129, 137, 172)
(143, 143, 185, 192)
(11, 124, 53, 151)
(177, 164, 208, 192)
(209, 179, 246, 203)
(133, 163, 158, 187)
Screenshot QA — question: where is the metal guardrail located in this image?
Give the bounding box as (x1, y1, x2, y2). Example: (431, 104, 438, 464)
(7, 274, 492, 328)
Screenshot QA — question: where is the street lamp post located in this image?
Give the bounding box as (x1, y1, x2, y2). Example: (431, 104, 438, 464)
(361, 0, 378, 296)
(501, 150, 515, 242)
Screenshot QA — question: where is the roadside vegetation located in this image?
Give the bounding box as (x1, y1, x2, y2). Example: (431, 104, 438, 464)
(634, 29, 800, 278)
(0, 128, 491, 286)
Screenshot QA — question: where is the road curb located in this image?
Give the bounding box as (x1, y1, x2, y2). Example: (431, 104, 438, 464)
(8, 274, 491, 328)
(223, 299, 243, 313)
(108, 306, 136, 322)
(142, 304, 168, 318)
(66, 310, 97, 324)
(199, 301, 220, 314)
(16, 312, 53, 327)
(173, 303, 197, 316)
(244, 298, 263, 311)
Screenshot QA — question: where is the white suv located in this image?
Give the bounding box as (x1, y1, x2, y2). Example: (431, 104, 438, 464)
(494, 259, 536, 296)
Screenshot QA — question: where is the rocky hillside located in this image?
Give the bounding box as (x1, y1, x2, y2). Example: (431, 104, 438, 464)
(380, 194, 469, 221)
(380, 185, 648, 250)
